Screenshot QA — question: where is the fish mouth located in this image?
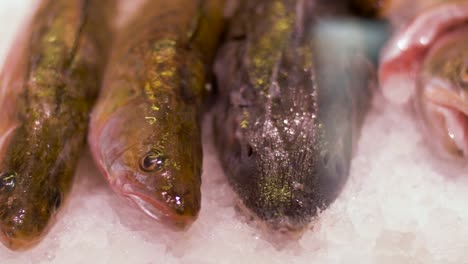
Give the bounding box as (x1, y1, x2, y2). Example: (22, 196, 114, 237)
(0, 208, 53, 251)
(235, 199, 308, 244)
(263, 219, 308, 241)
(110, 170, 199, 230)
(0, 229, 42, 251)
(423, 85, 468, 157)
(124, 191, 195, 230)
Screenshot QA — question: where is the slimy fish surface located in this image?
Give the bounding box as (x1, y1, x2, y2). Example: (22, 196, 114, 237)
(88, 0, 224, 229)
(379, 1, 468, 159)
(213, 0, 376, 238)
(0, 0, 115, 250)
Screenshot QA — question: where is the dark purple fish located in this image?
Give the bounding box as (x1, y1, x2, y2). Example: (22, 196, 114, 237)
(213, 0, 377, 238)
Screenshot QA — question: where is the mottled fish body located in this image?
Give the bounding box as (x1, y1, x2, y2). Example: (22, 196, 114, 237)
(213, 0, 376, 236)
(88, 0, 224, 228)
(0, 0, 115, 250)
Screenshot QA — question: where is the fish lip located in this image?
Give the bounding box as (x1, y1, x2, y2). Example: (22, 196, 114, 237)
(422, 85, 468, 157)
(0, 229, 42, 251)
(263, 219, 308, 240)
(107, 170, 198, 230)
(0, 209, 53, 251)
(235, 199, 308, 242)
(424, 85, 468, 116)
(123, 191, 195, 230)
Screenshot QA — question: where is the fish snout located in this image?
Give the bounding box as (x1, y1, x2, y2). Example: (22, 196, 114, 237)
(236, 196, 312, 242)
(125, 186, 200, 230)
(0, 171, 61, 250)
(0, 206, 52, 250)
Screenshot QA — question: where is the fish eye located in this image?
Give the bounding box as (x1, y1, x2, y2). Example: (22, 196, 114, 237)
(50, 190, 62, 210)
(246, 145, 254, 157)
(139, 150, 166, 172)
(240, 144, 254, 160)
(0, 172, 17, 192)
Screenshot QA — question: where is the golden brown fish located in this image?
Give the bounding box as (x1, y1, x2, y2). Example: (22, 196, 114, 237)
(88, 0, 224, 229)
(0, 0, 115, 250)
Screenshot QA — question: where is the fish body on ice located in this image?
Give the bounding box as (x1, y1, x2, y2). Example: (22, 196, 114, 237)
(89, 0, 224, 229)
(213, 0, 376, 237)
(0, 0, 115, 250)
(379, 1, 468, 159)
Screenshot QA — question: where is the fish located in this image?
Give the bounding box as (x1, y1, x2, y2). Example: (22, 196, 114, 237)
(0, 0, 115, 250)
(212, 0, 377, 238)
(88, 0, 224, 229)
(379, 1, 468, 159)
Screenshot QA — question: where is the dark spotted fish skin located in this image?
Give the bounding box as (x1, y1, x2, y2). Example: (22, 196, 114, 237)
(0, 0, 115, 250)
(213, 0, 376, 235)
(88, 0, 224, 229)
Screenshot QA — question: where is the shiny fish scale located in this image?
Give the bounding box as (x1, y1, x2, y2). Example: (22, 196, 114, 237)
(0, 0, 114, 250)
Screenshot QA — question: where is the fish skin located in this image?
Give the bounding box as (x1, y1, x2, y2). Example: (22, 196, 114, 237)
(213, 0, 375, 236)
(88, 0, 224, 229)
(0, 0, 115, 251)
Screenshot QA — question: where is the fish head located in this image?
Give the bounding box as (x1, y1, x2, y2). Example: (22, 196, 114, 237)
(0, 166, 63, 250)
(95, 101, 201, 229)
(417, 26, 468, 158)
(223, 107, 339, 237)
(0, 126, 69, 250)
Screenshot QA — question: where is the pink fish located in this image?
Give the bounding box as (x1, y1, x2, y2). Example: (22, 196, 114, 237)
(379, 2, 468, 158)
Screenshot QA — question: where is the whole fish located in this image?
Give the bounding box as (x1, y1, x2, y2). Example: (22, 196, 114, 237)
(0, 0, 115, 250)
(213, 0, 376, 237)
(379, 1, 468, 159)
(88, 0, 224, 229)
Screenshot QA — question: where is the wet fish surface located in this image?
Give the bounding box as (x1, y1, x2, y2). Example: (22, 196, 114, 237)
(379, 1, 468, 159)
(0, 0, 115, 250)
(213, 0, 377, 237)
(88, 0, 224, 229)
